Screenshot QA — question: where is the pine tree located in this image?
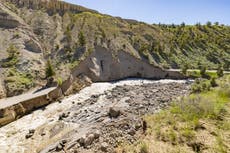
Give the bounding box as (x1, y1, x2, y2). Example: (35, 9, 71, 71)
(200, 66, 206, 78)
(78, 31, 86, 47)
(217, 65, 224, 78)
(45, 59, 55, 78)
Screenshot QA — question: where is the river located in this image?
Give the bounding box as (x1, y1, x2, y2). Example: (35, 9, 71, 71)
(0, 79, 191, 153)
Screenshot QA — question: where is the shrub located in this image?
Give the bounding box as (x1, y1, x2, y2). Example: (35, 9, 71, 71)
(78, 31, 86, 47)
(217, 65, 224, 78)
(1, 44, 20, 68)
(56, 77, 63, 86)
(140, 142, 149, 153)
(7, 44, 19, 59)
(45, 59, 55, 78)
(218, 85, 230, 98)
(210, 77, 218, 87)
(191, 79, 210, 93)
(181, 63, 189, 75)
(200, 66, 207, 78)
(206, 21, 212, 27)
(172, 95, 222, 121)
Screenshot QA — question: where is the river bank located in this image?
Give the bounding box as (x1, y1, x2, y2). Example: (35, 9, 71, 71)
(0, 79, 192, 153)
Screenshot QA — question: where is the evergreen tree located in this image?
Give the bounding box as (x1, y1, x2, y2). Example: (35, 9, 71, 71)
(181, 63, 188, 75)
(78, 31, 86, 47)
(200, 65, 207, 78)
(217, 65, 224, 78)
(45, 59, 55, 78)
(210, 77, 218, 87)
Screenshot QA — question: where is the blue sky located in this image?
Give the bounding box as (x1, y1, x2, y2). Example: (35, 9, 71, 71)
(64, 0, 230, 25)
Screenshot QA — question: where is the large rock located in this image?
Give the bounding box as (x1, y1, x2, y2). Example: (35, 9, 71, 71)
(78, 131, 100, 147)
(108, 107, 121, 118)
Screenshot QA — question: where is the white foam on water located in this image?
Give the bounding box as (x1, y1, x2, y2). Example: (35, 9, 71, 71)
(0, 79, 190, 152)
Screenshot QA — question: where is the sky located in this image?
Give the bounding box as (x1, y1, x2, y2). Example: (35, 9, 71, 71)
(64, 0, 230, 25)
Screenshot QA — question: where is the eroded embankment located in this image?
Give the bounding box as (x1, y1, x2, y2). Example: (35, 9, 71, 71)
(0, 79, 191, 153)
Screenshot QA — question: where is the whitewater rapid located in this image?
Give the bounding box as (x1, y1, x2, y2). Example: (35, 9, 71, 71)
(0, 79, 190, 153)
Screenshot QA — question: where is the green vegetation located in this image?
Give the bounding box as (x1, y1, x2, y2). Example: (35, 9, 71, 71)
(6, 0, 97, 15)
(217, 65, 224, 78)
(3, 0, 230, 98)
(1, 44, 20, 68)
(119, 75, 230, 153)
(210, 77, 218, 87)
(181, 63, 189, 75)
(56, 77, 63, 86)
(157, 23, 230, 69)
(45, 59, 55, 78)
(140, 142, 149, 153)
(191, 79, 211, 93)
(78, 31, 86, 47)
(4, 68, 34, 96)
(199, 65, 207, 78)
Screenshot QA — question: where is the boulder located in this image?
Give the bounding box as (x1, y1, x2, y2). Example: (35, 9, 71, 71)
(25, 129, 35, 139)
(100, 142, 109, 152)
(78, 131, 100, 147)
(108, 107, 121, 118)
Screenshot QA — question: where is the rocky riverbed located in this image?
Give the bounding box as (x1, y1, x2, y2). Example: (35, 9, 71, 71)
(0, 79, 191, 153)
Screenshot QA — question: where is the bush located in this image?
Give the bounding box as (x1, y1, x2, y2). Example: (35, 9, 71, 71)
(200, 66, 207, 78)
(191, 79, 210, 93)
(140, 142, 149, 153)
(217, 65, 224, 78)
(210, 77, 218, 87)
(206, 21, 212, 27)
(181, 63, 189, 75)
(45, 59, 55, 78)
(1, 44, 20, 67)
(78, 31, 86, 47)
(56, 77, 63, 86)
(7, 44, 19, 59)
(171, 95, 224, 121)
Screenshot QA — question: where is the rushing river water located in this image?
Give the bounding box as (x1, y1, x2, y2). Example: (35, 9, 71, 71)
(0, 79, 191, 153)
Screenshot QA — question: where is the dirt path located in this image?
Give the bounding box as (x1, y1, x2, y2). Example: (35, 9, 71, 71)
(0, 79, 192, 153)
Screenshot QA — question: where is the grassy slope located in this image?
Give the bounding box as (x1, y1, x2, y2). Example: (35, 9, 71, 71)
(5, 1, 230, 71)
(59, 11, 230, 70)
(117, 75, 230, 153)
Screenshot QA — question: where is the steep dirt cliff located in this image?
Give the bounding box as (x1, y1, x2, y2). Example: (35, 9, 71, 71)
(72, 46, 183, 82)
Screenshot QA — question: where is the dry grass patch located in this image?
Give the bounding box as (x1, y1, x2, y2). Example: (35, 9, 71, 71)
(118, 75, 230, 153)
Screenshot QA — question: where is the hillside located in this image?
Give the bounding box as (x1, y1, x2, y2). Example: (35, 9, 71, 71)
(0, 0, 229, 98)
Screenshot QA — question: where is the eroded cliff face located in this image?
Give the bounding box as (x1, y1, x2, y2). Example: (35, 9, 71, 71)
(0, 2, 45, 98)
(0, 0, 187, 98)
(0, 3, 20, 29)
(72, 46, 184, 82)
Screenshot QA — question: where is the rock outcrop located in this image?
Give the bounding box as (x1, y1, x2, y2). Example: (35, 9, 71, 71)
(72, 46, 185, 82)
(0, 10, 20, 28)
(0, 87, 60, 127)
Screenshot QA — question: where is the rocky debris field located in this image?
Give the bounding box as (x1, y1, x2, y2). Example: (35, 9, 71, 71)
(41, 82, 190, 153)
(0, 79, 191, 153)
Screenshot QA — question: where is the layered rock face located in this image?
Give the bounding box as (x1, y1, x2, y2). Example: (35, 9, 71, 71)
(0, 80, 5, 98)
(72, 46, 184, 82)
(0, 12, 19, 28)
